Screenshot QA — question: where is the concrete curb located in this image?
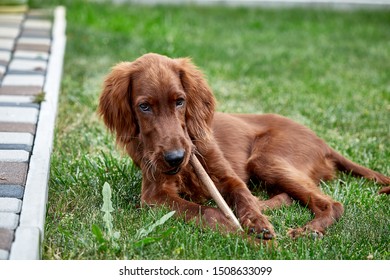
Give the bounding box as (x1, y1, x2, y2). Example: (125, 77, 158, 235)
(8, 6, 66, 260)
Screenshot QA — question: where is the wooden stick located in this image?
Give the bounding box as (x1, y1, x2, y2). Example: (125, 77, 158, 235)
(190, 154, 243, 232)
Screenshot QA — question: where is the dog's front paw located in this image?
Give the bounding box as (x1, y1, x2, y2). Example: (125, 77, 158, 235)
(248, 227, 274, 240)
(240, 211, 275, 240)
(287, 227, 324, 239)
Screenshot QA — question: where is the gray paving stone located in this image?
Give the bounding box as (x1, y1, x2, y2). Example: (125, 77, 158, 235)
(0, 132, 34, 151)
(7, 70, 46, 76)
(0, 162, 28, 186)
(0, 13, 24, 23)
(0, 99, 40, 109)
(0, 95, 34, 103)
(24, 19, 52, 30)
(18, 37, 51, 46)
(0, 106, 39, 124)
(0, 144, 32, 152)
(2, 74, 45, 86)
(0, 27, 20, 38)
(0, 65, 5, 77)
(0, 102, 40, 109)
(0, 249, 9, 260)
(0, 198, 22, 213)
(0, 20, 20, 27)
(14, 50, 49, 60)
(15, 43, 51, 53)
(0, 213, 19, 229)
(0, 21, 19, 28)
(20, 29, 51, 38)
(0, 50, 11, 62)
(0, 14, 24, 24)
(15, 42, 50, 53)
(0, 228, 14, 251)
(9, 59, 47, 72)
(27, 9, 52, 18)
(0, 85, 43, 95)
(0, 185, 24, 199)
(0, 132, 34, 146)
(0, 38, 14, 50)
(0, 122, 36, 134)
(0, 150, 30, 162)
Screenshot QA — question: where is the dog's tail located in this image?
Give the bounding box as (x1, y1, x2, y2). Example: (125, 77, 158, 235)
(331, 149, 390, 194)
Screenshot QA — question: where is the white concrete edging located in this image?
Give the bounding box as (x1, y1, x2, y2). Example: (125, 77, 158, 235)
(10, 6, 66, 260)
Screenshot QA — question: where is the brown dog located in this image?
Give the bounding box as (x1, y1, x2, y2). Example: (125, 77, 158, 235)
(98, 53, 389, 240)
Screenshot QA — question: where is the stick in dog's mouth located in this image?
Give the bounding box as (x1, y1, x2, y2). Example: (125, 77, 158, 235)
(190, 154, 244, 232)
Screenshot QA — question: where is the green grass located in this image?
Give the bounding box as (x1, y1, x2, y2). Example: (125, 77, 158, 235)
(33, 0, 390, 259)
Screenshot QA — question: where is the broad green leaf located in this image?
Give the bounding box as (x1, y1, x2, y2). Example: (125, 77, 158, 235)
(91, 224, 106, 244)
(135, 211, 176, 239)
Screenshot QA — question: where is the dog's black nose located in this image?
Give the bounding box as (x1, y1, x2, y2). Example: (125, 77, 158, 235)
(164, 149, 185, 167)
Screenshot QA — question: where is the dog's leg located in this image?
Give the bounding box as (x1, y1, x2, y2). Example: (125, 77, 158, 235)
(283, 178, 344, 239)
(378, 186, 390, 194)
(331, 149, 390, 194)
(248, 156, 343, 238)
(199, 143, 276, 240)
(140, 178, 239, 233)
(257, 193, 293, 211)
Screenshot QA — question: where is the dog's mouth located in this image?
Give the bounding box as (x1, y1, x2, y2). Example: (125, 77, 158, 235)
(164, 166, 181, 175)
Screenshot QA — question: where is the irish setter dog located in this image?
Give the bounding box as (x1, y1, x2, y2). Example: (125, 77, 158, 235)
(98, 53, 389, 240)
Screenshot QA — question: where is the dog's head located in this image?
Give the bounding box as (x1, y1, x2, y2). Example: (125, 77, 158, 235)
(98, 53, 216, 176)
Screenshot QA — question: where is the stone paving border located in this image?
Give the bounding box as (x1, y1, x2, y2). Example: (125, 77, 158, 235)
(0, 6, 66, 260)
(10, 7, 66, 260)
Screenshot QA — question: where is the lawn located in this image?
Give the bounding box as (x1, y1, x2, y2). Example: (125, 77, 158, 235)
(32, 0, 390, 259)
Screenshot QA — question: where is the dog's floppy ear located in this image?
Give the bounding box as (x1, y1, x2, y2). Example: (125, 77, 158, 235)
(176, 58, 216, 142)
(98, 62, 138, 148)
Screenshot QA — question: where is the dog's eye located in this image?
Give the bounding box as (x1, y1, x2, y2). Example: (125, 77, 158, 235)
(176, 98, 185, 108)
(139, 103, 151, 112)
